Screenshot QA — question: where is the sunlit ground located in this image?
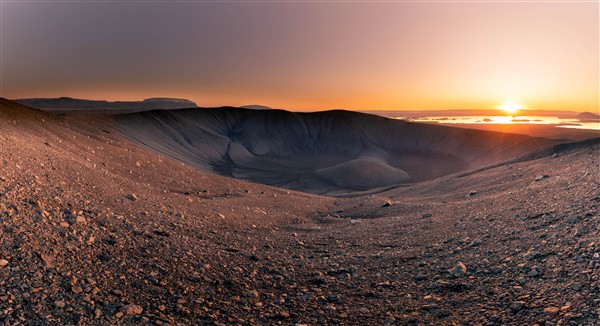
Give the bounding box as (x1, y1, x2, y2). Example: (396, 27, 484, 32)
(393, 115, 600, 131)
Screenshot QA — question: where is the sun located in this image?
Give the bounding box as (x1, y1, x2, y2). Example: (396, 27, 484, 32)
(498, 101, 523, 114)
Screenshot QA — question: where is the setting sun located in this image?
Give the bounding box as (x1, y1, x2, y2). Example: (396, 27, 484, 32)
(498, 101, 523, 114)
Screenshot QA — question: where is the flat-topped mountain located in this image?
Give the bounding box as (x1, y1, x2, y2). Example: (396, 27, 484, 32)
(14, 97, 198, 113)
(575, 111, 600, 121)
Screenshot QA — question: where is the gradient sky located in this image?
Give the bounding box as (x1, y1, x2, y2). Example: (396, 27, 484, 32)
(1, 1, 598, 111)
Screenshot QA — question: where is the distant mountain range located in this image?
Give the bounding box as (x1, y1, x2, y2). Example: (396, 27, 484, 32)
(14, 97, 198, 112)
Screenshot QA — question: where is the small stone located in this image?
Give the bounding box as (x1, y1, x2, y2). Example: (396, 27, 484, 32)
(572, 283, 582, 291)
(358, 307, 370, 314)
(0, 259, 8, 267)
(54, 300, 66, 308)
(421, 304, 439, 311)
(127, 194, 138, 201)
(382, 201, 392, 207)
(449, 262, 467, 277)
(565, 216, 579, 224)
(72, 286, 83, 294)
(544, 307, 559, 314)
(422, 213, 433, 218)
(466, 191, 478, 198)
(438, 310, 451, 318)
(510, 301, 526, 312)
(415, 273, 427, 281)
(41, 253, 55, 267)
(76, 215, 87, 224)
(123, 303, 143, 315)
(535, 175, 549, 181)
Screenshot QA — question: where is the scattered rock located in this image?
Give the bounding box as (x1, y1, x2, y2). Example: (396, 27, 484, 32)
(527, 268, 540, 277)
(123, 304, 143, 315)
(358, 307, 370, 314)
(421, 304, 439, 311)
(543, 307, 559, 314)
(565, 216, 580, 224)
(0, 259, 8, 267)
(449, 262, 467, 277)
(438, 310, 451, 318)
(40, 253, 55, 267)
(127, 194, 138, 201)
(277, 311, 290, 319)
(415, 273, 427, 281)
(382, 201, 392, 207)
(510, 301, 526, 312)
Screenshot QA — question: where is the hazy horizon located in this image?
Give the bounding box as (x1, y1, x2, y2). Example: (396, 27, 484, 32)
(1, 1, 598, 112)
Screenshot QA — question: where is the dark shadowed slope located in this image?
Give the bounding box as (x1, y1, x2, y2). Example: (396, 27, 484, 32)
(100, 107, 553, 194)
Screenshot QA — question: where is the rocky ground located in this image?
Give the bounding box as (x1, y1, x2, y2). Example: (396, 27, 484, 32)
(1, 99, 599, 325)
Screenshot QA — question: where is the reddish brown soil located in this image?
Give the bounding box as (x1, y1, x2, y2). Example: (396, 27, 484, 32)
(1, 99, 598, 325)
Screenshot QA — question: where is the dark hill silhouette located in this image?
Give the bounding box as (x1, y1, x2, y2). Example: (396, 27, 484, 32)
(575, 111, 600, 121)
(14, 97, 198, 113)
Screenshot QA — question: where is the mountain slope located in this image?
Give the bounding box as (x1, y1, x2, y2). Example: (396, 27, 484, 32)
(102, 107, 552, 194)
(1, 99, 598, 325)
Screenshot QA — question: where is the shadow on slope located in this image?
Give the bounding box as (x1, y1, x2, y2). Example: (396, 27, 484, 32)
(99, 107, 552, 195)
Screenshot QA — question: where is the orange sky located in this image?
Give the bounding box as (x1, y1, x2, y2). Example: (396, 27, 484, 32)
(1, 1, 598, 112)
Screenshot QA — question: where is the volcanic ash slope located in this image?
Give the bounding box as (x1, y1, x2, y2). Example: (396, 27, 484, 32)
(0, 98, 598, 325)
(104, 107, 552, 194)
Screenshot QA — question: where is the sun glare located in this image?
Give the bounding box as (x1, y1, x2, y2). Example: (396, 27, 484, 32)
(498, 101, 523, 114)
